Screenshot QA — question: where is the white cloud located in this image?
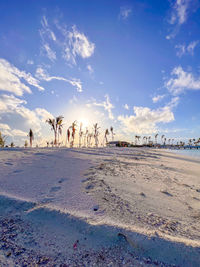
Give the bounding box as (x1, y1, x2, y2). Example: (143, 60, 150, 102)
(166, 0, 195, 39)
(187, 40, 198, 55)
(62, 26, 95, 65)
(0, 122, 27, 137)
(0, 94, 53, 143)
(123, 104, 129, 110)
(11, 129, 27, 137)
(35, 67, 83, 92)
(169, 0, 190, 25)
(0, 58, 44, 96)
(39, 16, 57, 61)
(0, 123, 10, 131)
(175, 41, 198, 57)
(87, 64, 93, 74)
(175, 44, 186, 57)
(41, 17, 95, 65)
(43, 43, 56, 61)
(166, 66, 200, 95)
(68, 78, 82, 92)
(119, 7, 132, 20)
(152, 94, 166, 103)
(118, 101, 175, 134)
(87, 94, 114, 120)
(35, 108, 54, 121)
(40, 16, 57, 42)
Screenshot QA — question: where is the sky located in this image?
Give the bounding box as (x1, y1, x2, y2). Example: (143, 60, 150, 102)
(0, 0, 200, 146)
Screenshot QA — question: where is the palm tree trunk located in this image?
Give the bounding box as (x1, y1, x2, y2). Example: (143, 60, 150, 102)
(54, 131, 57, 145)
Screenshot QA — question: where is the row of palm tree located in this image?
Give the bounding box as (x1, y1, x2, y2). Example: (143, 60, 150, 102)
(45, 116, 115, 148)
(134, 133, 200, 147)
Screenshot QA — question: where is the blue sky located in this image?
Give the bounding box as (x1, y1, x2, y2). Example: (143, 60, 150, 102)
(0, 0, 200, 146)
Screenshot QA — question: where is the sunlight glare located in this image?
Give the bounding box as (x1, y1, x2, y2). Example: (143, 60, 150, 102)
(79, 117, 89, 128)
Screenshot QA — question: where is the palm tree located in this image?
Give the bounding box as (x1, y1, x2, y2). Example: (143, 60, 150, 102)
(67, 128, 70, 145)
(57, 120, 63, 145)
(24, 140, 28, 148)
(0, 131, 6, 148)
(135, 135, 138, 145)
(84, 128, 88, 147)
(79, 123, 83, 147)
(137, 136, 141, 145)
(46, 116, 64, 146)
(88, 133, 93, 147)
(155, 134, 158, 145)
(104, 129, 109, 145)
(143, 136, 145, 145)
(69, 121, 77, 147)
(94, 123, 100, 147)
(10, 142, 14, 148)
(161, 135, 165, 145)
(148, 136, 151, 145)
(164, 137, 166, 146)
(28, 129, 34, 147)
(110, 126, 114, 141)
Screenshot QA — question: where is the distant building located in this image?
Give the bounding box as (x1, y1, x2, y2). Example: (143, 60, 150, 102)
(107, 141, 130, 147)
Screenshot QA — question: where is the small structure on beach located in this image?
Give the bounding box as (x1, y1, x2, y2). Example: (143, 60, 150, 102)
(107, 141, 130, 147)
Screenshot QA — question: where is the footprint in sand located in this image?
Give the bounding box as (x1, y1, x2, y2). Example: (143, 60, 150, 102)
(85, 184, 94, 190)
(160, 190, 173, 197)
(58, 178, 67, 184)
(4, 162, 13, 166)
(50, 186, 61, 193)
(13, 169, 23, 173)
(81, 178, 90, 183)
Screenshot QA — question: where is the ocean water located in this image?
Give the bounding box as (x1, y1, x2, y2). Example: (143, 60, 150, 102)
(170, 148, 200, 159)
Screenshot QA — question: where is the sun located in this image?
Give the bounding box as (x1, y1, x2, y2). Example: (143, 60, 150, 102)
(79, 117, 89, 128)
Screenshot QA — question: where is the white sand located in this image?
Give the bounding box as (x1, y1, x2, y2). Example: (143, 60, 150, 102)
(0, 147, 200, 266)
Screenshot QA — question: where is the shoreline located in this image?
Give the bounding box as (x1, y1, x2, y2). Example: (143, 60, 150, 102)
(0, 147, 200, 266)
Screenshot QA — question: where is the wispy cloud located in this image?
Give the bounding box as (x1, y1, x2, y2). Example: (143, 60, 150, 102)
(86, 94, 114, 120)
(169, 0, 190, 25)
(39, 16, 95, 65)
(87, 64, 94, 74)
(40, 16, 57, 41)
(39, 16, 57, 61)
(63, 26, 95, 65)
(175, 41, 198, 57)
(187, 41, 199, 55)
(42, 43, 56, 61)
(166, 66, 200, 95)
(152, 94, 166, 103)
(35, 67, 82, 92)
(166, 0, 195, 39)
(119, 6, 132, 20)
(0, 58, 44, 96)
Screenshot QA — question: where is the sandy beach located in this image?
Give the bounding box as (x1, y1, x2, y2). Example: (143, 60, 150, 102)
(0, 147, 200, 266)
